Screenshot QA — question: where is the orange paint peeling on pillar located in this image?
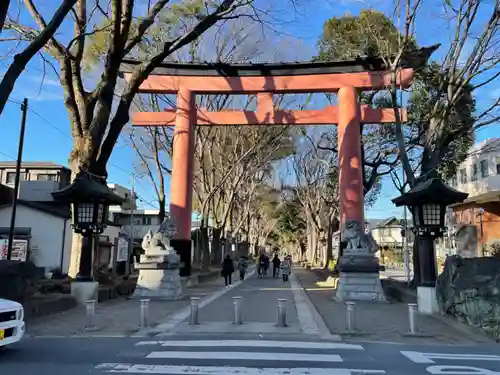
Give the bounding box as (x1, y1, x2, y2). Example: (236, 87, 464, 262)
(338, 86, 364, 230)
(169, 87, 195, 240)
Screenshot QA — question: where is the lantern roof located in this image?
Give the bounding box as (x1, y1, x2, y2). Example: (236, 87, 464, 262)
(392, 178, 468, 207)
(52, 172, 125, 205)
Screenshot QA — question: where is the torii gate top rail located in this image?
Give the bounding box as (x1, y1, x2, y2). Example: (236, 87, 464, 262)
(121, 57, 414, 94)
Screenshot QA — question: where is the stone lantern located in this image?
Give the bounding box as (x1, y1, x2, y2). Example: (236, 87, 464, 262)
(52, 171, 125, 285)
(392, 178, 468, 313)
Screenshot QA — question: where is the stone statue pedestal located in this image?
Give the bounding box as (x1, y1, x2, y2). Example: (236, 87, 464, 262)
(335, 254, 386, 302)
(334, 220, 386, 302)
(132, 251, 186, 299)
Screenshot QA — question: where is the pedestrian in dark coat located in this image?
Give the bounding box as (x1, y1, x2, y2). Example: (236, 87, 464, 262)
(221, 254, 235, 287)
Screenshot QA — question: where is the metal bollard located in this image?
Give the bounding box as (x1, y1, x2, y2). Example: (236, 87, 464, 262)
(85, 300, 96, 329)
(233, 297, 243, 325)
(408, 303, 418, 334)
(189, 297, 200, 325)
(345, 301, 356, 331)
(277, 299, 287, 327)
(140, 299, 150, 328)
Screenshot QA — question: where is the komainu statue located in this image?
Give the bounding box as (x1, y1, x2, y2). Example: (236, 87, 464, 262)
(341, 219, 378, 254)
(141, 214, 178, 256)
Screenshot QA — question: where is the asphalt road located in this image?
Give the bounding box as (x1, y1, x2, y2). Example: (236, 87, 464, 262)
(1, 333, 499, 375)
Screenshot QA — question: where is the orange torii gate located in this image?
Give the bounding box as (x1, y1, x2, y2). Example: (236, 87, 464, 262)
(122, 57, 420, 276)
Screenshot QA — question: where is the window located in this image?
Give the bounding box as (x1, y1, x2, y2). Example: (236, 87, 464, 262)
(142, 216, 152, 226)
(460, 168, 467, 184)
(471, 164, 478, 181)
(37, 173, 57, 181)
(480, 160, 489, 178)
(496, 157, 500, 175)
(5, 171, 24, 184)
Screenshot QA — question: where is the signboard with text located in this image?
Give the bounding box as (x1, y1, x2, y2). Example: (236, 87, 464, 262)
(0, 239, 28, 261)
(116, 238, 129, 262)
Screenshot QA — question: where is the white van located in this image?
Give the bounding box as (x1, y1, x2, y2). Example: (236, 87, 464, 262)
(0, 298, 25, 348)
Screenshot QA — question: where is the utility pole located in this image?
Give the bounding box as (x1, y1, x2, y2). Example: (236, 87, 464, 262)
(128, 174, 135, 272)
(401, 165, 411, 283)
(7, 98, 28, 260)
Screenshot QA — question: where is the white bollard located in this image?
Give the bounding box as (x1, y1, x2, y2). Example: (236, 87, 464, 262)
(408, 303, 418, 334)
(140, 299, 150, 328)
(345, 301, 356, 331)
(233, 297, 243, 325)
(189, 297, 200, 325)
(85, 300, 96, 329)
(277, 299, 287, 327)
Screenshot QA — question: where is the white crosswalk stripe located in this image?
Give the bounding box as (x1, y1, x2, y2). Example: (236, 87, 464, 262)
(94, 339, 386, 375)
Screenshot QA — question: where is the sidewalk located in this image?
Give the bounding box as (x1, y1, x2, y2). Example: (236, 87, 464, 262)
(293, 267, 493, 344)
(165, 271, 302, 335)
(26, 275, 225, 337)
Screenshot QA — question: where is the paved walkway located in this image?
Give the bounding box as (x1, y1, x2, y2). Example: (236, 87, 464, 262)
(294, 267, 493, 344)
(26, 276, 226, 337)
(149, 268, 334, 338)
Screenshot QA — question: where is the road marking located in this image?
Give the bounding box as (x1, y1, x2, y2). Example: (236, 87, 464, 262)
(135, 340, 364, 350)
(96, 364, 386, 374)
(426, 365, 500, 374)
(401, 351, 500, 364)
(145, 351, 343, 362)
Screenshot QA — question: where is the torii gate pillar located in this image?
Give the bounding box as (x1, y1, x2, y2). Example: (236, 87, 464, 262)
(338, 86, 364, 228)
(169, 87, 195, 277)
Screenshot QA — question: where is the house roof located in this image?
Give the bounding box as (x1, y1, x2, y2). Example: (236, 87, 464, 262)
(0, 200, 70, 219)
(0, 161, 70, 171)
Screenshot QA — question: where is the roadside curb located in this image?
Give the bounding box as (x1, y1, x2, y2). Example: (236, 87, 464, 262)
(290, 271, 342, 341)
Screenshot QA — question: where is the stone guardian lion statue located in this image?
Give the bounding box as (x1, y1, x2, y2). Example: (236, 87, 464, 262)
(341, 219, 378, 254)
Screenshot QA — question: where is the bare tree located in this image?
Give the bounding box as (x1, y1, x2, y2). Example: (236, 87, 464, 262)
(290, 129, 339, 266)
(0, 0, 76, 116)
(8, 0, 256, 277)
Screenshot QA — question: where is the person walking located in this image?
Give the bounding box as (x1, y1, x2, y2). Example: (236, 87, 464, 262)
(280, 256, 291, 283)
(238, 256, 248, 281)
(272, 253, 281, 278)
(221, 254, 234, 287)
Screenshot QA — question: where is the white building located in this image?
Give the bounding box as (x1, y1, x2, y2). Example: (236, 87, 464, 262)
(449, 138, 500, 196)
(0, 200, 72, 272)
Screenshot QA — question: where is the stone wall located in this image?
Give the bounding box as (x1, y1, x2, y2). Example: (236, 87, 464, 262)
(436, 255, 500, 341)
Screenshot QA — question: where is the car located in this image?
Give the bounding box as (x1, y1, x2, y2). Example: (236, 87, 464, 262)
(0, 298, 25, 348)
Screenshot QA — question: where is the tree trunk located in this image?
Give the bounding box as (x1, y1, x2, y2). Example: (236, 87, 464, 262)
(211, 227, 223, 265)
(0, 0, 10, 34)
(200, 219, 210, 269)
(158, 195, 166, 223)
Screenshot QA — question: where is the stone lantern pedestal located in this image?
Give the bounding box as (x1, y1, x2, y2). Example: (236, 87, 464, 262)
(132, 216, 186, 300)
(335, 220, 386, 302)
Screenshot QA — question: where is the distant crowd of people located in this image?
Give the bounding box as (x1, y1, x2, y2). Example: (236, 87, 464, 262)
(220, 251, 292, 287)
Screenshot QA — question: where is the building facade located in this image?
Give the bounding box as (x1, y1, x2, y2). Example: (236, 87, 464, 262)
(448, 138, 500, 257)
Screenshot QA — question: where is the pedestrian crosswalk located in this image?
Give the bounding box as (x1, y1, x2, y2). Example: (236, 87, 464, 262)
(94, 339, 387, 374)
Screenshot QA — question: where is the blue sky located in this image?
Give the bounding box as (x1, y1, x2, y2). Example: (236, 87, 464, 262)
(0, 0, 498, 219)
